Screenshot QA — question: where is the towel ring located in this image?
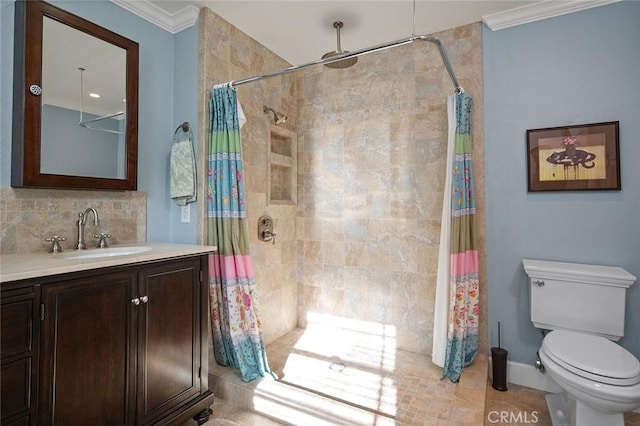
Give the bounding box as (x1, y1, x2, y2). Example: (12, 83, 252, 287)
(174, 121, 192, 143)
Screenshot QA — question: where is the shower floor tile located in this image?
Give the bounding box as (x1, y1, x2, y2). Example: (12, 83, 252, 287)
(209, 318, 487, 425)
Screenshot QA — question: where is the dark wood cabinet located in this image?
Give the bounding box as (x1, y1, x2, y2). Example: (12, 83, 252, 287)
(1, 255, 213, 426)
(39, 271, 136, 425)
(1, 284, 39, 426)
(136, 259, 204, 424)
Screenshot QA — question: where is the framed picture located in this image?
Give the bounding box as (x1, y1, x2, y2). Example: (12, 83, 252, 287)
(526, 121, 620, 192)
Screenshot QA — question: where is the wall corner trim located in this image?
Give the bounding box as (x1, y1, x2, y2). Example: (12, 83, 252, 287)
(482, 0, 622, 31)
(110, 0, 199, 34)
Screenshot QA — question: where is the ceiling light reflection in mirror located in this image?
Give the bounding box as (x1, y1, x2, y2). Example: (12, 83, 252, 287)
(41, 16, 127, 179)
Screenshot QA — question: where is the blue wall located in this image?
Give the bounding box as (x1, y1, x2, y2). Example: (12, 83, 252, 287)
(0, 0, 199, 243)
(1, 1, 16, 180)
(169, 25, 199, 244)
(483, 1, 640, 365)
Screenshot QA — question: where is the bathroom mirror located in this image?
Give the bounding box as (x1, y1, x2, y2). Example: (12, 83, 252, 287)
(12, 0, 139, 190)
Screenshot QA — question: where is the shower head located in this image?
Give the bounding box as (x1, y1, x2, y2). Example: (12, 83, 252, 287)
(322, 21, 358, 69)
(263, 106, 288, 125)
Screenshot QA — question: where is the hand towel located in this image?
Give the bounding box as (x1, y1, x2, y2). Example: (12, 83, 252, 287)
(238, 101, 246, 129)
(170, 139, 197, 205)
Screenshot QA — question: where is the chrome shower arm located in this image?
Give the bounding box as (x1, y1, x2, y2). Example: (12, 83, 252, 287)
(334, 21, 343, 52)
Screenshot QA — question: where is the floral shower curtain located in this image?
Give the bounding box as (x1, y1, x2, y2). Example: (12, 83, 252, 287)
(207, 85, 273, 382)
(438, 92, 480, 382)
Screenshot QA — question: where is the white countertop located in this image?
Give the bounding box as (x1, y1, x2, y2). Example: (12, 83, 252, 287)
(0, 242, 217, 283)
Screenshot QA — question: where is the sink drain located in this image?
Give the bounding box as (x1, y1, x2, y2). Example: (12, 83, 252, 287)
(329, 361, 346, 372)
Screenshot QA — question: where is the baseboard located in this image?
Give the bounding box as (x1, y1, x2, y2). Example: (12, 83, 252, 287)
(502, 360, 562, 393)
(490, 359, 640, 414)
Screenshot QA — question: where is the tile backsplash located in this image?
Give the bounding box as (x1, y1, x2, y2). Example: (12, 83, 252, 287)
(0, 187, 146, 255)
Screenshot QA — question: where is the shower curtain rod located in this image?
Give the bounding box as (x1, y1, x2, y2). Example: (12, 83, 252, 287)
(224, 35, 463, 93)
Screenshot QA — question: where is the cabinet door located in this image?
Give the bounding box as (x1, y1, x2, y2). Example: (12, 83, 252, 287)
(136, 258, 201, 424)
(39, 271, 137, 425)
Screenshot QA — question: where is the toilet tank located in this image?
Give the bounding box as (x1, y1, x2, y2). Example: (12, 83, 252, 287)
(523, 259, 636, 341)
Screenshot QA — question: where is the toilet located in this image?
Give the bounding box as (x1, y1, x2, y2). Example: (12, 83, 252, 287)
(523, 259, 640, 426)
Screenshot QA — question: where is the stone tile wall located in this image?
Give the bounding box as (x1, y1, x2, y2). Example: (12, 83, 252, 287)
(198, 12, 486, 354)
(198, 8, 299, 344)
(294, 23, 487, 354)
(0, 187, 146, 255)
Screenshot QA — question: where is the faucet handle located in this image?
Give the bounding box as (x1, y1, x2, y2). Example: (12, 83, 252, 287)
(45, 235, 67, 253)
(94, 233, 112, 248)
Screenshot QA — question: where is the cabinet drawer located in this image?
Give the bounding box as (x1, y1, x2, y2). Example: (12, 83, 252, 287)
(1, 357, 32, 418)
(1, 416, 30, 426)
(1, 299, 33, 358)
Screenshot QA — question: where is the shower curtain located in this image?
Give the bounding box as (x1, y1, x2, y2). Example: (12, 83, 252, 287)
(432, 92, 479, 383)
(207, 85, 273, 382)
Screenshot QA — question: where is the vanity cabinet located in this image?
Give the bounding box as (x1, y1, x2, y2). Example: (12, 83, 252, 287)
(1, 255, 213, 426)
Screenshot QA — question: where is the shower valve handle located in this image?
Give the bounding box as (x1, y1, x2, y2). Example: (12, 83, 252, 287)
(262, 230, 277, 245)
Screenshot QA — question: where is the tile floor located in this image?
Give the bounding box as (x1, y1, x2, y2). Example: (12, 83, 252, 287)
(485, 382, 640, 426)
(201, 385, 640, 426)
(206, 316, 485, 425)
(484, 383, 552, 425)
(197, 320, 640, 426)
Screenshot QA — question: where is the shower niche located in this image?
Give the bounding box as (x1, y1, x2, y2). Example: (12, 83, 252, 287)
(267, 125, 297, 205)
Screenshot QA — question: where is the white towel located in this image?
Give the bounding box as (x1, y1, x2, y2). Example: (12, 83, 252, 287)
(170, 139, 197, 205)
(238, 101, 246, 129)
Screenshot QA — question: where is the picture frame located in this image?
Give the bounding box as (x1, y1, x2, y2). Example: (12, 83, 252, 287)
(526, 121, 620, 192)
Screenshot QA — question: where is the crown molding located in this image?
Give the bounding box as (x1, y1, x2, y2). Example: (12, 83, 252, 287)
(111, 0, 621, 35)
(110, 0, 200, 34)
(483, 0, 622, 31)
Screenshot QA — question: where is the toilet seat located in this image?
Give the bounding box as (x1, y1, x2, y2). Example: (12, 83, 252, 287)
(542, 330, 640, 386)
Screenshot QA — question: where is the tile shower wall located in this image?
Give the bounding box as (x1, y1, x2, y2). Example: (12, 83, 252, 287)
(294, 24, 487, 354)
(0, 187, 146, 255)
(198, 8, 299, 344)
(198, 9, 486, 354)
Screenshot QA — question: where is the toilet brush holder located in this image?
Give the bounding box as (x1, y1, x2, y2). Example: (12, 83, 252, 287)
(491, 347, 508, 391)
(491, 321, 508, 391)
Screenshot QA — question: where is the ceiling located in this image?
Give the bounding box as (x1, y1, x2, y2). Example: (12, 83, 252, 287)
(158, 0, 535, 65)
(113, 0, 621, 66)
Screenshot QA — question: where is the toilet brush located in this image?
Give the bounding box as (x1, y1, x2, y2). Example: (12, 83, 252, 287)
(491, 321, 508, 391)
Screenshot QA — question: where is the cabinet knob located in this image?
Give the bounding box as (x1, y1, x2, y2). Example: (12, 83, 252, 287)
(533, 279, 545, 287)
(131, 297, 140, 305)
(29, 84, 42, 96)
(140, 295, 148, 304)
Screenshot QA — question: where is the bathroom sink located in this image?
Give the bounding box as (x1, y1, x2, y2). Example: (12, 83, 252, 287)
(59, 246, 152, 260)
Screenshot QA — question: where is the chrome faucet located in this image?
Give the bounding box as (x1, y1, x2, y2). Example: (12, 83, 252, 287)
(75, 207, 99, 250)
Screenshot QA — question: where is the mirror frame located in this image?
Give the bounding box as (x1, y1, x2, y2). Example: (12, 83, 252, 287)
(12, 0, 139, 190)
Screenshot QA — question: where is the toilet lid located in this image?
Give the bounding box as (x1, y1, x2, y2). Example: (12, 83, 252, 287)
(543, 330, 640, 386)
